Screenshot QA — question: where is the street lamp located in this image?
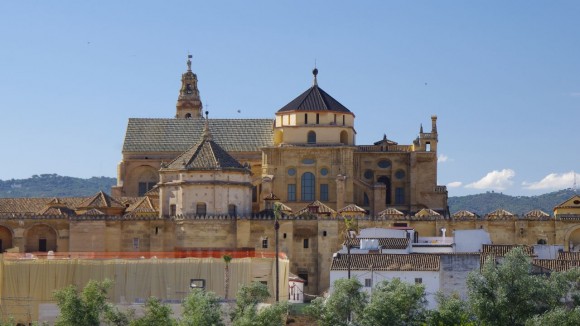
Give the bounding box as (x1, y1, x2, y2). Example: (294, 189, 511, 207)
(274, 202, 281, 302)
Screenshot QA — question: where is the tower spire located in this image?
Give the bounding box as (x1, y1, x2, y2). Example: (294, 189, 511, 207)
(176, 55, 203, 119)
(312, 66, 318, 86)
(202, 111, 212, 141)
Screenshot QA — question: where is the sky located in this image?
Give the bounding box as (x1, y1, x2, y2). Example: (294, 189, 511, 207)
(0, 1, 579, 197)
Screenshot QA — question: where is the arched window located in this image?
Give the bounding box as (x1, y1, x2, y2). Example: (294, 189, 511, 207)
(340, 131, 348, 145)
(307, 131, 316, 144)
(301, 172, 315, 201)
(363, 193, 370, 206)
(185, 113, 192, 119)
(196, 203, 207, 216)
(377, 176, 391, 205)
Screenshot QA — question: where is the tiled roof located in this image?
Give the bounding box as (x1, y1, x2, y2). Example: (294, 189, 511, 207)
(415, 208, 441, 217)
(338, 204, 366, 213)
(481, 244, 534, 256)
(485, 209, 515, 219)
(0, 197, 86, 215)
(81, 208, 106, 216)
(296, 200, 337, 215)
(331, 254, 440, 271)
(277, 85, 352, 113)
(278, 203, 293, 212)
(122, 118, 274, 153)
(481, 244, 534, 266)
(533, 259, 580, 272)
(37, 206, 75, 216)
(344, 237, 410, 250)
(125, 197, 157, 214)
(524, 209, 550, 219)
(557, 252, 580, 261)
(78, 191, 125, 209)
(163, 133, 246, 170)
(373, 134, 398, 146)
(452, 210, 478, 219)
(377, 208, 405, 218)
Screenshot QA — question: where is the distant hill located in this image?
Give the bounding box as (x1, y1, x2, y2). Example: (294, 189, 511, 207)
(0, 174, 116, 198)
(448, 189, 578, 216)
(0, 175, 578, 215)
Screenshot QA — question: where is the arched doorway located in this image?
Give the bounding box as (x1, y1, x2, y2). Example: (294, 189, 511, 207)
(25, 224, 57, 252)
(0, 225, 13, 252)
(568, 227, 580, 251)
(377, 176, 391, 205)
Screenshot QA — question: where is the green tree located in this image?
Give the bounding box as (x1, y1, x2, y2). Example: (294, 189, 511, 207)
(53, 279, 128, 326)
(427, 292, 475, 326)
(525, 307, 580, 326)
(231, 282, 287, 326)
(305, 278, 367, 326)
(130, 297, 177, 326)
(467, 247, 565, 326)
(180, 288, 224, 326)
(359, 278, 427, 326)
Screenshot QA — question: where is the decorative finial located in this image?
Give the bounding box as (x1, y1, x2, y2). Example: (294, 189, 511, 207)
(187, 54, 192, 72)
(312, 67, 318, 86)
(202, 110, 212, 140)
(420, 124, 423, 133)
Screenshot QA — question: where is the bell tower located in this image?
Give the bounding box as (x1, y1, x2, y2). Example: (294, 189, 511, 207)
(176, 55, 203, 119)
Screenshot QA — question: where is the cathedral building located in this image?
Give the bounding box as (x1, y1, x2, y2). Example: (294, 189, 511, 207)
(112, 57, 448, 217)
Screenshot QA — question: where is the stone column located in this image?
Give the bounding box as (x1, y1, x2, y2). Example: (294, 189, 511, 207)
(373, 182, 387, 217)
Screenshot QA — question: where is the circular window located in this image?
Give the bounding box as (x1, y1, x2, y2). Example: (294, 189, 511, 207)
(320, 168, 328, 176)
(288, 168, 296, 176)
(302, 158, 316, 164)
(378, 160, 391, 168)
(395, 170, 406, 179)
(364, 170, 374, 180)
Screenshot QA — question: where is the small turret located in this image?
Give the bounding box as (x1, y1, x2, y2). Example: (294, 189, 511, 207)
(431, 115, 437, 133)
(176, 55, 203, 119)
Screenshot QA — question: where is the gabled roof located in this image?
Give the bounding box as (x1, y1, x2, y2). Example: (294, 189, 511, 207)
(378, 208, 405, 217)
(485, 209, 515, 219)
(278, 203, 293, 212)
(296, 200, 337, 215)
(373, 134, 398, 146)
(78, 191, 125, 209)
(331, 254, 440, 271)
(338, 204, 366, 213)
(277, 84, 351, 114)
(122, 118, 273, 153)
(163, 134, 246, 171)
(554, 195, 580, 209)
(125, 197, 158, 214)
(415, 208, 441, 218)
(452, 210, 478, 219)
(524, 209, 550, 219)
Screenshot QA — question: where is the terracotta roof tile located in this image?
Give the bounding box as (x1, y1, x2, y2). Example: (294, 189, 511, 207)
(533, 259, 580, 272)
(78, 191, 125, 209)
(377, 208, 405, 218)
(344, 237, 409, 250)
(122, 118, 274, 153)
(331, 254, 439, 271)
(296, 200, 337, 215)
(338, 204, 366, 213)
(557, 252, 580, 261)
(524, 209, 551, 219)
(485, 209, 516, 220)
(452, 210, 479, 219)
(163, 136, 246, 171)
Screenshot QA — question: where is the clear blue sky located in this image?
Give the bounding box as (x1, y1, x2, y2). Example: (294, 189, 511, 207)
(0, 1, 579, 196)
